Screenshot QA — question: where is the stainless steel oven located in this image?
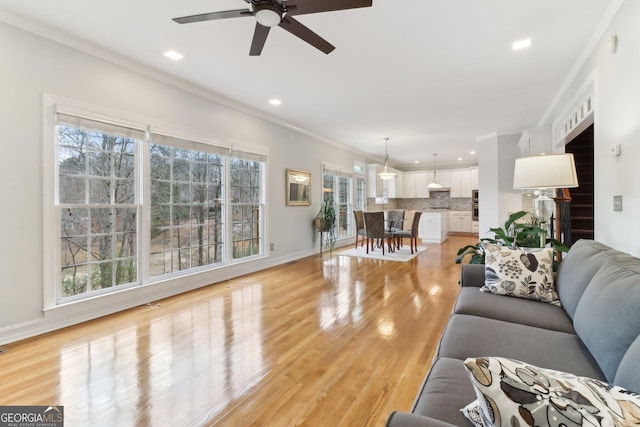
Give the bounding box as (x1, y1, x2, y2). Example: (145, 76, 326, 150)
(472, 204, 479, 221)
(472, 189, 479, 203)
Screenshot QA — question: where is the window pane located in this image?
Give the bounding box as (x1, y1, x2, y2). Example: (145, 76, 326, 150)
(115, 179, 135, 204)
(151, 181, 171, 204)
(61, 265, 88, 297)
(151, 153, 171, 181)
(89, 178, 111, 204)
(60, 175, 86, 204)
(115, 259, 136, 286)
(61, 236, 88, 267)
(173, 158, 190, 182)
(91, 261, 113, 290)
(88, 150, 111, 177)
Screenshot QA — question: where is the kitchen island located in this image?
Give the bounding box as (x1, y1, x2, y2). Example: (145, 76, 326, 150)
(419, 210, 449, 243)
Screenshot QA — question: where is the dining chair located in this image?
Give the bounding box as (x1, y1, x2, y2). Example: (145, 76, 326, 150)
(386, 209, 405, 233)
(396, 210, 415, 249)
(392, 211, 422, 254)
(363, 211, 392, 255)
(353, 210, 366, 249)
(386, 209, 405, 250)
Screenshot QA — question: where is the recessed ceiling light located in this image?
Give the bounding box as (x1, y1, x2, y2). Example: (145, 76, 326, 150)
(470, 151, 476, 155)
(269, 98, 282, 106)
(163, 50, 184, 61)
(512, 38, 531, 51)
(414, 160, 419, 164)
(458, 157, 463, 161)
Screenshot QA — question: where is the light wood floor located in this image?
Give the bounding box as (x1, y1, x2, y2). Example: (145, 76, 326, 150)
(0, 235, 476, 426)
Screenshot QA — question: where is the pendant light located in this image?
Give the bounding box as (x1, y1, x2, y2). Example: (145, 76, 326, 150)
(427, 153, 442, 189)
(378, 137, 396, 181)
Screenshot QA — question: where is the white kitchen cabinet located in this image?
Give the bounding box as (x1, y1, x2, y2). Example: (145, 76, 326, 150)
(393, 173, 404, 198)
(402, 172, 430, 198)
(450, 170, 472, 198)
(470, 167, 479, 189)
(518, 128, 552, 157)
(449, 211, 472, 233)
(472, 221, 479, 233)
(419, 211, 448, 243)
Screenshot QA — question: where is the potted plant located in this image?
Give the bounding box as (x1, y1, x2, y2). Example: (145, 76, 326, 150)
(312, 197, 337, 251)
(456, 210, 569, 271)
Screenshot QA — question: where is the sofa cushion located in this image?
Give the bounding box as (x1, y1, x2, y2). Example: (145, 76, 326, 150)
(574, 253, 640, 382)
(385, 411, 457, 427)
(436, 314, 605, 380)
(454, 286, 575, 333)
(480, 245, 559, 306)
(411, 357, 477, 426)
(555, 239, 613, 319)
(463, 357, 640, 427)
(614, 334, 640, 393)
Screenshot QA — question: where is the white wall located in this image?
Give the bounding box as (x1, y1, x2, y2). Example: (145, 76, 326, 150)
(0, 21, 370, 343)
(477, 133, 521, 239)
(546, 0, 640, 256)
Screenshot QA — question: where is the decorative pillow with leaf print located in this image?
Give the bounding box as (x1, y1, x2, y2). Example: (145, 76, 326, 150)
(463, 357, 640, 427)
(480, 243, 560, 306)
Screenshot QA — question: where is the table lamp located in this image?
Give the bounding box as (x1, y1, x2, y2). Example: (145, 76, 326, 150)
(513, 153, 579, 244)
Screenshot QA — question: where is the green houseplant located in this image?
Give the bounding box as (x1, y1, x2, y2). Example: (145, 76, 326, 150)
(312, 197, 337, 251)
(456, 210, 569, 271)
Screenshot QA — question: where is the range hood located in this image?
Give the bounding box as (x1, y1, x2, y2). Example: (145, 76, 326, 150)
(428, 187, 451, 192)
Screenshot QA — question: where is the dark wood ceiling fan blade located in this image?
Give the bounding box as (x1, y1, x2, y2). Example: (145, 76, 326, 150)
(173, 9, 253, 24)
(279, 16, 335, 54)
(250, 23, 271, 56)
(285, 0, 372, 16)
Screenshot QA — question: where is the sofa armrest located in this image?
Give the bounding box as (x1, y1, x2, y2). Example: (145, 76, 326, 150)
(385, 411, 458, 427)
(460, 264, 485, 287)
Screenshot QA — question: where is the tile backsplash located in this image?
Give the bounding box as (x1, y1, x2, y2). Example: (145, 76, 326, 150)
(366, 191, 472, 212)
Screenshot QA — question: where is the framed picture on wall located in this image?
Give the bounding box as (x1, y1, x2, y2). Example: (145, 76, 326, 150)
(286, 169, 311, 206)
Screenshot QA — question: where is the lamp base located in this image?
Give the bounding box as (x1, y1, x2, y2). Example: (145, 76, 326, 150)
(533, 190, 555, 247)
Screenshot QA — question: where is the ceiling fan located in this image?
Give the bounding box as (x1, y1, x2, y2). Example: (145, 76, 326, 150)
(172, 0, 373, 56)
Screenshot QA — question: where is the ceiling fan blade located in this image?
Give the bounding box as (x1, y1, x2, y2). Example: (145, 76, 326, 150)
(279, 16, 335, 54)
(173, 9, 253, 24)
(250, 23, 271, 56)
(285, 0, 372, 16)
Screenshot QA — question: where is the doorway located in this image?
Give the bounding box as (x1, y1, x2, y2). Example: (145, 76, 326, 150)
(565, 124, 594, 244)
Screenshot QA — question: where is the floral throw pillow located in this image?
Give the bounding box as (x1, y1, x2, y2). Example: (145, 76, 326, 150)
(480, 243, 560, 306)
(460, 400, 483, 427)
(463, 357, 640, 427)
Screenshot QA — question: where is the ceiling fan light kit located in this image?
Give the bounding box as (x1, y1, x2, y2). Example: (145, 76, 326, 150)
(254, 3, 283, 27)
(173, 0, 373, 56)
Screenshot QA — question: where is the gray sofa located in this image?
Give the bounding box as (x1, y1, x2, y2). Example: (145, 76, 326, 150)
(386, 239, 640, 426)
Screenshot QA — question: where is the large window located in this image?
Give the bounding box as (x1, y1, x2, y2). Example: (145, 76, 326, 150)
(57, 115, 142, 299)
(322, 165, 353, 239)
(52, 108, 266, 305)
(149, 135, 226, 276)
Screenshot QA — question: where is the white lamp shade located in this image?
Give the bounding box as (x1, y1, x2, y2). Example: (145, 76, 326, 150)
(513, 153, 579, 190)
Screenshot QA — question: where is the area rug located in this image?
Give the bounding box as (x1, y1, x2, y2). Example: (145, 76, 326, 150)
(338, 245, 428, 262)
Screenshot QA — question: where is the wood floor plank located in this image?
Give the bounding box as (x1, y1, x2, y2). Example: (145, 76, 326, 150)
(0, 235, 476, 426)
